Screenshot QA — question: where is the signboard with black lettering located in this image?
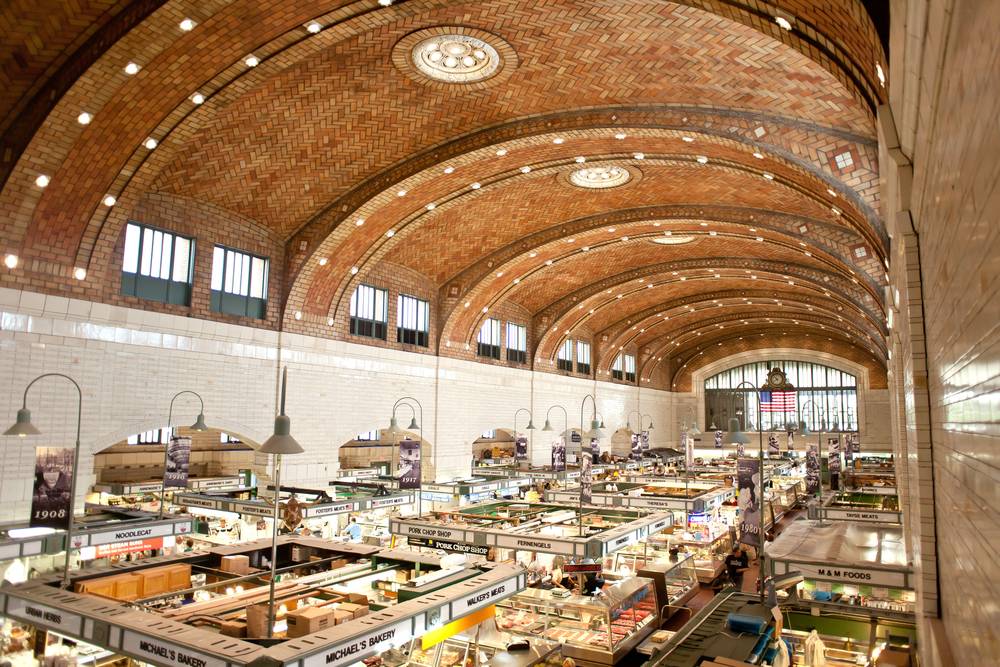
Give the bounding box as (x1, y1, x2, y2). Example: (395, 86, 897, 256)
(83, 521, 191, 547)
(119, 632, 228, 667)
(451, 576, 519, 616)
(5, 598, 82, 636)
(371, 494, 412, 509)
(408, 538, 490, 555)
(304, 501, 357, 518)
(778, 561, 909, 588)
(302, 621, 412, 667)
(393, 521, 466, 543)
(819, 508, 901, 523)
(494, 533, 579, 555)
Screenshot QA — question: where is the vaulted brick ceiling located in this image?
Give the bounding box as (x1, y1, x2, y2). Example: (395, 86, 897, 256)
(0, 0, 889, 388)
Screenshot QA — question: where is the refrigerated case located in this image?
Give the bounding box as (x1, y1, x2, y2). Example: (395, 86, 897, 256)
(644, 528, 732, 584)
(380, 631, 560, 667)
(607, 551, 698, 614)
(496, 577, 658, 665)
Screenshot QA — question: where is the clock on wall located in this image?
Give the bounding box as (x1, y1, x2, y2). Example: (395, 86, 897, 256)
(766, 367, 787, 388)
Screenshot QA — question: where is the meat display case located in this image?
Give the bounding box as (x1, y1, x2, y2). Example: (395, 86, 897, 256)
(495, 577, 658, 665)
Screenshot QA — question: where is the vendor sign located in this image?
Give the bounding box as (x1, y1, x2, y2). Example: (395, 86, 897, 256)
(88, 537, 163, 560)
(398, 438, 421, 489)
(30, 447, 74, 530)
(551, 437, 566, 471)
(163, 435, 191, 488)
(737, 457, 762, 547)
(515, 435, 528, 460)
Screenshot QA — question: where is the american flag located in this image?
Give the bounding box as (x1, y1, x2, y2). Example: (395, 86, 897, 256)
(760, 389, 796, 412)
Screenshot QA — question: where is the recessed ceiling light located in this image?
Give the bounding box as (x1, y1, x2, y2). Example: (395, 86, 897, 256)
(34, 174, 50, 188)
(103, 195, 117, 207)
(763, 172, 774, 180)
(443, 166, 455, 174)
(124, 62, 141, 75)
(77, 112, 93, 125)
(190, 92, 205, 104)
(318, 257, 328, 266)
(4, 254, 18, 269)
(144, 137, 157, 149)
(350, 266, 358, 274)
(179, 18, 196, 31)
(633, 153, 644, 160)
(245, 55, 260, 67)
(681, 136, 694, 143)
(294, 311, 302, 320)
(307, 22, 322, 33)
(875, 63, 886, 86)
(470, 182, 481, 189)
(552, 137, 564, 144)
(752, 151, 764, 159)
(396, 189, 407, 197)
(775, 14, 793, 30)
(426, 203, 436, 210)
(696, 155, 708, 164)
(386, 230, 395, 237)
(575, 156, 586, 163)
(520, 166, 531, 173)
(355, 218, 365, 226)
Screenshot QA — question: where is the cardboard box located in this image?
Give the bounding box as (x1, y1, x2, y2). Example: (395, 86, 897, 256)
(286, 606, 335, 638)
(332, 609, 354, 626)
(338, 602, 368, 619)
(246, 603, 270, 638)
(221, 555, 250, 574)
(220, 620, 247, 638)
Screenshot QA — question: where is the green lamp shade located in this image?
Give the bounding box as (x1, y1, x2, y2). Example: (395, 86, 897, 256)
(260, 414, 303, 455)
(3, 408, 40, 437)
(726, 418, 751, 445)
(525, 419, 536, 430)
(190, 413, 208, 432)
(798, 420, 811, 435)
(541, 419, 553, 431)
(407, 416, 419, 430)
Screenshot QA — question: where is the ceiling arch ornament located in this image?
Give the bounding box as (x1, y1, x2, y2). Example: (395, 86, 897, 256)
(391, 26, 518, 88)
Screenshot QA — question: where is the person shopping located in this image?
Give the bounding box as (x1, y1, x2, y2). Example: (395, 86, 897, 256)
(724, 545, 749, 590)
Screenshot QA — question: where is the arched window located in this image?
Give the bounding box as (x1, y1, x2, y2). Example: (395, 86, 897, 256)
(704, 360, 857, 432)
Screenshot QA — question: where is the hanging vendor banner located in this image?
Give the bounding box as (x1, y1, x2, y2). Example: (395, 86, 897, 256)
(589, 437, 600, 459)
(398, 438, 422, 489)
(515, 436, 528, 461)
(786, 430, 795, 450)
(844, 433, 854, 467)
(736, 441, 746, 458)
(551, 437, 566, 471)
(163, 434, 192, 488)
(684, 431, 695, 468)
(805, 444, 820, 495)
(736, 457, 761, 548)
(828, 436, 842, 473)
(640, 431, 650, 452)
(580, 451, 593, 504)
(768, 433, 780, 456)
(30, 447, 74, 530)
(630, 433, 641, 460)
(714, 430, 723, 448)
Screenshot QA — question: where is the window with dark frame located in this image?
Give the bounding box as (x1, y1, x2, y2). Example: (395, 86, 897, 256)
(397, 294, 429, 347)
(477, 317, 501, 359)
(356, 430, 380, 441)
(506, 322, 527, 363)
(120, 222, 195, 306)
(624, 353, 636, 383)
(210, 245, 269, 319)
(126, 427, 173, 445)
(350, 284, 389, 340)
(576, 340, 591, 374)
(557, 339, 573, 371)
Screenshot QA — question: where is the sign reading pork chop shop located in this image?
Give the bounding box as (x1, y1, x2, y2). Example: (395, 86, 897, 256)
(303, 620, 412, 667)
(408, 537, 490, 556)
(121, 631, 227, 667)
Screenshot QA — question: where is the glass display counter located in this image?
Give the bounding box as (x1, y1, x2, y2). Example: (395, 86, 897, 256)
(607, 550, 697, 612)
(496, 577, 658, 664)
(380, 632, 560, 667)
(644, 529, 732, 583)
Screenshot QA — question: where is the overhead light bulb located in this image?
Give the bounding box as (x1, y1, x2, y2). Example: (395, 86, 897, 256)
(4, 254, 18, 269)
(355, 218, 365, 226)
(396, 189, 407, 197)
(696, 155, 708, 164)
(426, 202, 436, 210)
(520, 166, 531, 173)
(103, 195, 117, 207)
(614, 132, 626, 140)
(379, 0, 393, 5)
(552, 137, 564, 144)
(763, 172, 774, 180)
(350, 266, 358, 275)
(73, 268, 87, 280)
(633, 152, 644, 160)
(496, 148, 508, 156)
(144, 137, 157, 149)
(681, 136, 694, 142)
(775, 15, 793, 31)
(294, 311, 302, 320)
(443, 166, 455, 174)
(318, 257, 328, 266)
(191, 92, 205, 104)
(386, 230, 395, 237)
(35, 174, 50, 188)
(307, 22, 322, 33)
(575, 156, 586, 163)
(179, 18, 196, 31)
(77, 112, 93, 125)
(124, 62, 141, 75)
(245, 55, 260, 67)
(470, 182, 481, 189)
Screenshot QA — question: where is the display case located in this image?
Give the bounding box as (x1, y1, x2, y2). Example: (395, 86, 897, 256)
(380, 632, 560, 667)
(635, 554, 698, 617)
(652, 528, 732, 583)
(496, 577, 658, 665)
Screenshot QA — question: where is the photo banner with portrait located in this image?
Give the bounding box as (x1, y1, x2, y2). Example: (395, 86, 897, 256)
(786, 430, 795, 450)
(589, 437, 600, 459)
(163, 435, 192, 488)
(681, 430, 693, 468)
(736, 457, 761, 548)
(828, 436, 842, 473)
(580, 451, 593, 505)
(714, 430, 723, 448)
(805, 444, 820, 495)
(630, 433, 641, 460)
(640, 431, 650, 452)
(398, 438, 421, 489)
(551, 437, 566, 471)
(768, 433, 780, 456)
(30, 447, 74, 530)
(736, 441, 746, 459)
(515, 436, 528, 461)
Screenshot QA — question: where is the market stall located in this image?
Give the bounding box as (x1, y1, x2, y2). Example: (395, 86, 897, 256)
(768, 520, 915, 617)
(808, 491, 902, 524)
(420, 478, 532, 509)
(544, 480, 734, 515)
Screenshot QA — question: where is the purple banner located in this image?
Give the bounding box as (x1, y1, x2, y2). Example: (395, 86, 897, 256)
(30, 447, 74, 530)
(515, 436, 528, 461)
(551, 437, 566, 471)
(398, 438, 421, 489)
(737, 457, 761, 547)
(164, 435, 191, 489)
(580, 451, 593, 504)
(806, 444, 820, 495)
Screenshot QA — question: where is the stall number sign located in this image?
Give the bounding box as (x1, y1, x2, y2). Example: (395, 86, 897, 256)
(86, 522, 188, 547)
(6, 598, 81, 635)
(303, 620, 411, 667)
(451, 577, 519, 616)
(793, 562, 908, 588)
(371, 495, 411, 508)
(122, 631, 226, 667)
(409, 538, 490, 556)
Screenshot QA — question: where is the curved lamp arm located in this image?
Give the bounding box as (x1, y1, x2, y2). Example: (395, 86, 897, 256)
(545, 404, 569, 434)
(167, 390, 205, 427)
(580, 394, 597, 436)
(514, 407, 533, 435)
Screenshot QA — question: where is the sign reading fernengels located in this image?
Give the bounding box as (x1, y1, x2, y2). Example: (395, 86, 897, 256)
(303, 620, 412, 667)
(494, 533, 575, 552)
(6, 598, 82, 635)
(121, 631, 227, 667)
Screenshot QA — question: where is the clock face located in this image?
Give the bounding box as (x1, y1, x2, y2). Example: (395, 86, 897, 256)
(768, 369, 785, 387)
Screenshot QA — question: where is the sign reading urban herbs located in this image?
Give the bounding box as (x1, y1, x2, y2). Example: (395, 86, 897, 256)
(398, 438, 421, 489)
(737, 457, 762, 548)
(163, 435, 191, 488)
(515, 436, 528, 460)
(30, 447, 74, 530)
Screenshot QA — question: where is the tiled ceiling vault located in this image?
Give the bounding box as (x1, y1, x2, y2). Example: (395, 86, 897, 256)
(0, 0, 889, 390)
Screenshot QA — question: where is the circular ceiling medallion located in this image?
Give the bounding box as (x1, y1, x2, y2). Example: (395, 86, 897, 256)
(393, 27, 517, 88)
(568, 165, 632, 189)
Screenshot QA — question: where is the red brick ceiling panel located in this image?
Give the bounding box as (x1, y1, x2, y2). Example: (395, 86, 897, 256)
(664, 330, 888, 391)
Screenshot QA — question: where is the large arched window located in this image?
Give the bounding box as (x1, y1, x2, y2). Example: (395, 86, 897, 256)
(704, 360, 857, 432)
